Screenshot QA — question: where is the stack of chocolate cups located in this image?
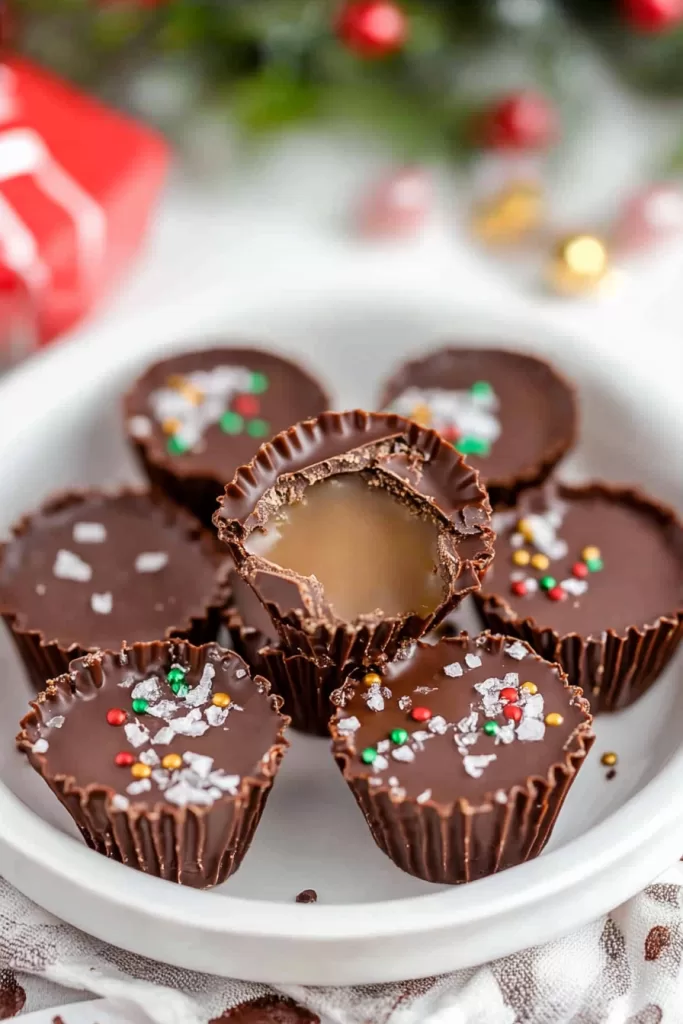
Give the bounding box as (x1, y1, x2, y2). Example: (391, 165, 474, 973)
(215, 409, 496, 734)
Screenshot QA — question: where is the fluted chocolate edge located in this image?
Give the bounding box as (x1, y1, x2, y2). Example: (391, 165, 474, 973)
(475, 481, 683, 712)
(0, 487, 232, 691)
(330, 633, 594, 884)
(16, 640, 290, 889)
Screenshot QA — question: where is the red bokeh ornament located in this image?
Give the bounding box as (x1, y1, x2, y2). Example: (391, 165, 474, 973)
(337, 1, 408, 57)
(480, 91, 558, 151)
(356, 166, 431, 237)
(621, 0, 683, 32)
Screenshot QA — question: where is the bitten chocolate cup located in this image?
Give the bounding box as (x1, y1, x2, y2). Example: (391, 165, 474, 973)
(16, 641, 289, 888)
(475, 482, 683, 712)
(330, 634, 593, 885)
(124, 346, 330, 527)
(0, 488, 231, 690)
(214, 410, 495, 673)
(380, 346, 577, 508)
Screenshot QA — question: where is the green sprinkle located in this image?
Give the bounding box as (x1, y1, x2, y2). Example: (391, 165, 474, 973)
(167, 436, 189, 456)
(483, 720, 499, 737)
(250, 370, 269, 394)
(246, 418, 270, 438)
(390, 728, 409, 746)
(540, 575, 557, 591)
(167, 666, 186, 686)
(220, 411, 244, 435)
(361, 747, 377, 765)
(470, 380, 493, 398)
(456, 436, 491, 457)
(171, 681, 190, 698)
(586, 557, 604, 573)
(131, 698, 149, 715)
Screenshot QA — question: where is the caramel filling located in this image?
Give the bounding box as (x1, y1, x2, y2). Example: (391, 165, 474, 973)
(249, 475, 444, 621)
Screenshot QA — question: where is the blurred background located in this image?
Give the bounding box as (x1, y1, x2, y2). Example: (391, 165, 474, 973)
(4, 0, 683, 367)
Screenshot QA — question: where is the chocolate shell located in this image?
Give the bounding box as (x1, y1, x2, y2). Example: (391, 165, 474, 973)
(214, 410, 494, 671)
(0, 488, 231, 691)
(17, 640, 289, 888)
(380, 346, 577, 508)
(475, 481, 683, 712)
(330, 633, 593, 884)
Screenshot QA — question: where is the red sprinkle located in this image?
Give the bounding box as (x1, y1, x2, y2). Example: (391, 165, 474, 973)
(442, 426, 460, 443)
(411, 706, 432, 723)
(500, 687, 518, 702)
(114, 751, 135, 767)
(233, 394, 260, 417)
(548, 585, 567, 602)
(510, 580, 527, 597)
(572, 562, 589, 579)
(106, 708, 126, 727)
(503, 704, 523, 722)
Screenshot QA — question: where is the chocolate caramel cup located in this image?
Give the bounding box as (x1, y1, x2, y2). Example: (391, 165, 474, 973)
(0, 488, 231, 691)
(330, 634, 593, 885)
(124, 346, 330, 527)
(17, 641, 289, 888)
(380, 346, 577, 508)
(475, 481, 683, 712)
(214, 410, 495, 673)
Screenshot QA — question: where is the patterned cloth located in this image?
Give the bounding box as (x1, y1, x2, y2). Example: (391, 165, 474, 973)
(1, 865, 682, 1023)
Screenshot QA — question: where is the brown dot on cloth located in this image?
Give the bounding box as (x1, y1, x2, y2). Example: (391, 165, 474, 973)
(0, 970, 25, 1020)
(645, 924, 671, 961)
(211, 995, 320, 1023)
(296, 888, 318, 903)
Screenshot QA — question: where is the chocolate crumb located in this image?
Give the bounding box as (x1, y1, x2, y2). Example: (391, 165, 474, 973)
(606, 768, 617, 780)
(296, 888, 318, 903)
(212, 995, 320, 1023)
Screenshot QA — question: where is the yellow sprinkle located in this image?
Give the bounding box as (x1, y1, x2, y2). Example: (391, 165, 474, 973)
(410, 403, 432, 427)
(600, 751, 618, 767)
(162, 753, 183, 771)
(545, 712, 564, 727)
(166, 374, 186, 390)
(363, 672, 382, 687)
(530, 553, 549, 571)
(512, 550, 530, 567)
(520, 681, 538, 695)
(180, 384, 204, 406)
(162, 417, 181, 436)
(517, 518, 534, 542)
(212, 692, 231, 708)
(131, 762, 152, 780)
(582, 545, 601, 562)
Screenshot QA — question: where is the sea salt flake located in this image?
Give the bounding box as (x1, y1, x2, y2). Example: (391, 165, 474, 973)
(185, 663, 215, 708)
(171, 709, 209, 737)
(380, 686, 392, 699)
(495, 723, 516, 745)
(91, 592, 113, 615)
(443, 662, 463, 677)
(376, 739, 390, 754)
(415, 686, 438, 694)
(118, 674, 135, 689)
(128, 415, 152, 439)
(390, 786, 407, 800)
(495, 789, 508, 805)
(416, 789, 432, 804)
(134, 551, 169, 574)
(561, 577, 588, 597)
(465, 654, 482, 669)
(505, 641, 528, 661)
(151, 726, 175, 746)
(372, 754, 389, 772)
(151, 769, 170, 789)
(510, 532, 525, 549)
(124, 722, 150, 748)
(208, 772, 240, 794)
(32, 738, 48, 754)
(388, 776, 399, 787)
(127, 778, 151, 796)
(235, 668, 247, 679)
(146, 700, 178, 719)
(53, 549, 92, 582)
(458, 712, 478, 733)
(463, 754, 497, 779)
(183, 752, 214, 779)
(49, 716, 64, 729)
(369, 777, 382, 787)
(139, 749, 160, 767)
(131, 676, 161, 703)
(337, 716, 361, 734)
(398, 696, 413, 712)
(73, 522, 106, 544)
(525, 577, 539, 594)
(164, 781, 215, 807)
(205, 705, 229, 727)
(459, 732, 479, 747)
(517, 717, 546, 742)
(411, 730, 432, 751)
(428, 715, 448, 735)
(522, 693, 544, 719)
(503, 673, 519, 687)
(392, 745, 415, 763)
(111, 794, 129, 811)
(364, 684, 384, 712)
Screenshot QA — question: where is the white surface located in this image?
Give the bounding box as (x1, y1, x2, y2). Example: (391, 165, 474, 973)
(0, 270, 681, 985)
(21, 999, 153, 1024)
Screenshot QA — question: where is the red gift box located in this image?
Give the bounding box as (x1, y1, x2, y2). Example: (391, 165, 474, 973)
(0, 57, 169, 353)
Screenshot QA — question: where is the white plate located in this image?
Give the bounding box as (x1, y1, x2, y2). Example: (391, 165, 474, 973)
(0, 271, 681, 986)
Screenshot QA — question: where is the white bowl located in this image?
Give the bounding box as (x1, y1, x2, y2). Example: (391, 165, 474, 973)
(0, 271, 681, 986)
